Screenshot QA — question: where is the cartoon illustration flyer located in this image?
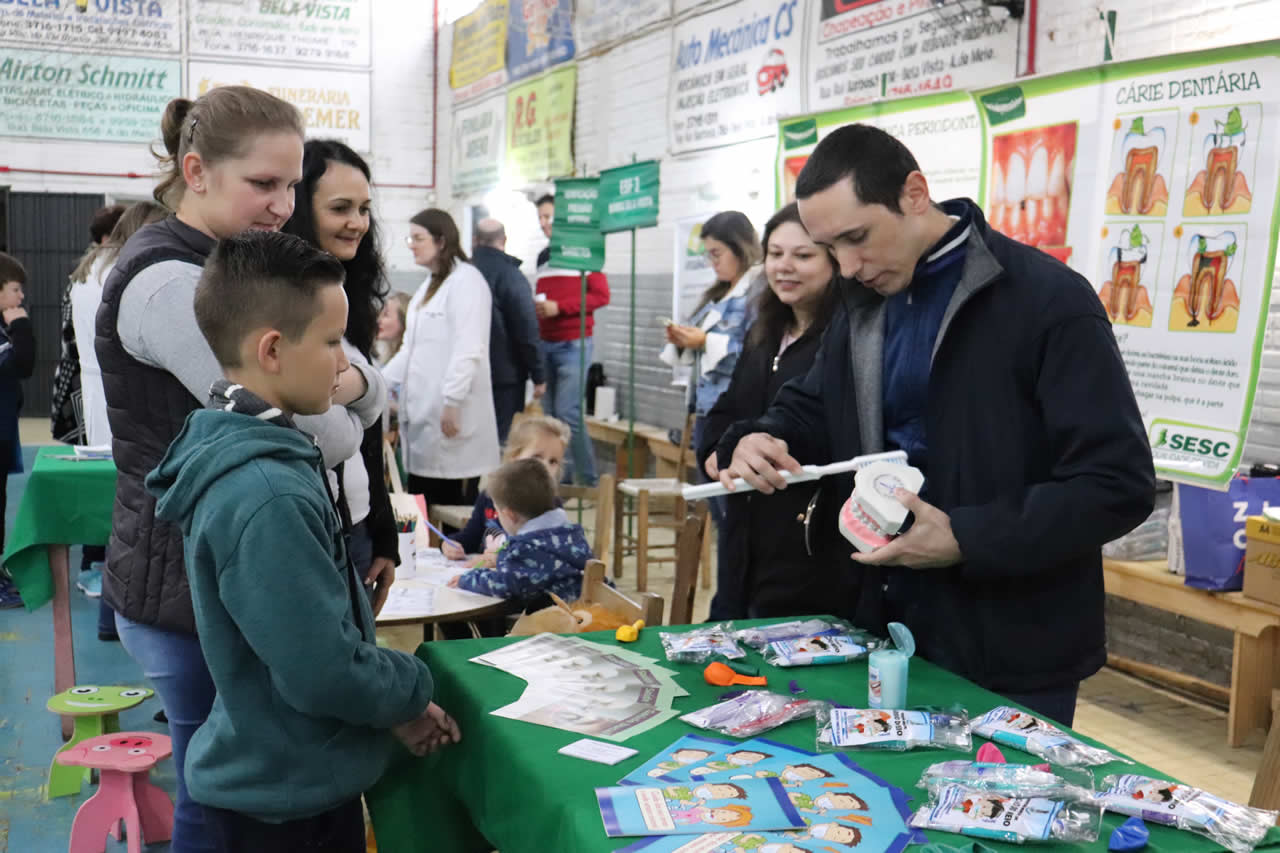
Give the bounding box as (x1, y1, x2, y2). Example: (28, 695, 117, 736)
(614, 737, 924, 851)
(780, 41, 1280, 488)
(597, 777, 806, 837)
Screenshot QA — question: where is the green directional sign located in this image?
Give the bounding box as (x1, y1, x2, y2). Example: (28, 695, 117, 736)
(548, 224, 605, 272)
(553, 177, 600, 228)
(598, 160, 660, 233)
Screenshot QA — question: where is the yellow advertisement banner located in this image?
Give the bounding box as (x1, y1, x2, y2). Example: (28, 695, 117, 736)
(505, 64, 577, 185)
(451, 0, 507, 92)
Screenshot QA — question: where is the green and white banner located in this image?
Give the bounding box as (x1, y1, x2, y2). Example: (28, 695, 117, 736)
(599, 160, 661, 233)
(451, 93, 505, 198)
(0, 48, 179, 143)
(778, 40, 1280, 488)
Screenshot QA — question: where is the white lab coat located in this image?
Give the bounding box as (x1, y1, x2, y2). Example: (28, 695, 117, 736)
(384, 261, 499, 479)
(70, 256, 112, 446)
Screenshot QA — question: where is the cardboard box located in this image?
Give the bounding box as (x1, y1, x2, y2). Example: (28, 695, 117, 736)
(1243, 516, 1280, 606)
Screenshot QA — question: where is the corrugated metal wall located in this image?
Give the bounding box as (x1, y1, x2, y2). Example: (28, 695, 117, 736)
(4, 192, 106, 419)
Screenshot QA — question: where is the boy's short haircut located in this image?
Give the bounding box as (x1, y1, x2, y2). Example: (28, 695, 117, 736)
(0, 252, 27, 286)
(195, 231, 346, 368)
(486, 457, 557, 521)
(535, 193, 554, 208)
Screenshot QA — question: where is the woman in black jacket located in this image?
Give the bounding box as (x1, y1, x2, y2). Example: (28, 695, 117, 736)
(697, 203, 855, 620)
(284, 139, 401, 614)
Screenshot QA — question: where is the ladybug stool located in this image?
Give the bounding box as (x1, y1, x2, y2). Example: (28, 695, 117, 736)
(54, 732, 174, 853)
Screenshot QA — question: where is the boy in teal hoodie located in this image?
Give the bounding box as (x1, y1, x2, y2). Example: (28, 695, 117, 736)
(147, 231, 458, 852)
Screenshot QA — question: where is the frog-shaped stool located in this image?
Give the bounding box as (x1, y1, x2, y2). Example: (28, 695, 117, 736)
(46, 685, 153, 798)
(55, 733, 173, 853)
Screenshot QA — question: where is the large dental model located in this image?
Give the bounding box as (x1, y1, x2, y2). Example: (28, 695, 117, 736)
(838, 461, 926, 553)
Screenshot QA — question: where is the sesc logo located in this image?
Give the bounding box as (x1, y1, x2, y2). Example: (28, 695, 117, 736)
(1152, 426, 1232, 459)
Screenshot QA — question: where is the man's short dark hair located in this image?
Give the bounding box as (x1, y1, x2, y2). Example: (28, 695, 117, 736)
(795, 124, 921, 213)
(90, 204, 127, 244)
(535, 193, 555, 208)
(486, 457, 556, 521)
(195, 231, 346, 369)
(0, 252, 26, 286)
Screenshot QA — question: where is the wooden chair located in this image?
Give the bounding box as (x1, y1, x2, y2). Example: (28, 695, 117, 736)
(560, 474, 615, 561)
(669, 505, 710, 626)
(1250, 689, 1280, 811)
(579, 559, 664, 626)
(613, 412, 713, 593)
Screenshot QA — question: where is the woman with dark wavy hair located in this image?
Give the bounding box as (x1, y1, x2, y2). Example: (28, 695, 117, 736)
(283, 138, 399, 615)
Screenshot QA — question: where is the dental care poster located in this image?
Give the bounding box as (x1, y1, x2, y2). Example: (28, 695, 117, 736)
(777, 40, 1280, 489)
(976, 43, 1280, 488)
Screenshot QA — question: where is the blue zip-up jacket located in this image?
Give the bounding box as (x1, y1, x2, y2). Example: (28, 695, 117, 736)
(456, 507, 592, 603)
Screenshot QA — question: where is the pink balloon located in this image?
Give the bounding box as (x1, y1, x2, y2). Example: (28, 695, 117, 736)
(976, 743, 1007, 763)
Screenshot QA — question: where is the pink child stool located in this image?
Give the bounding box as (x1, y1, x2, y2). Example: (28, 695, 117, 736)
(54, 732, 174, 853)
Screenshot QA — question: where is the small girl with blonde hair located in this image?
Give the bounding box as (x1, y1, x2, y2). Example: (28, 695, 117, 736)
(442, 414, 570, 565)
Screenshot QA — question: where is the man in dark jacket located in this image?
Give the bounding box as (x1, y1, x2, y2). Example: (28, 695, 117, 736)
(715, 125, 1155, 725)
(472, 218, 545, 443)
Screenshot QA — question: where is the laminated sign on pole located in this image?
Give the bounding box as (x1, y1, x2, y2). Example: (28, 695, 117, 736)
(598, 159, 661, 478)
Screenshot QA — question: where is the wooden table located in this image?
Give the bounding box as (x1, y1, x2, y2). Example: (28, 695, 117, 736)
(428, 504, 474, 531)
(585, 416, 697, 481)
(374, 549, 508, 641)
(1104, 557, 1280, 746)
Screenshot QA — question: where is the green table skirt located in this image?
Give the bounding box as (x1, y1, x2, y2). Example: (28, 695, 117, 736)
(2, 446, 116, 610)
(367, 619, 1280, 853)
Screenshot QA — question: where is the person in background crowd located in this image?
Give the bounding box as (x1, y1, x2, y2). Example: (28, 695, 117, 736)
(662, 210, 759, 614)
(53, 204, 124, 447)
(713, 124, 1155, 725)
(442, 414, 569, 565)
(97, 87, 383, 853)
(534, 193, 609, 485)
(0, 252, 34, 555)
(535, 193, 555, 268)
(56, 204, 126, 614)
(68, 201, 168, 637)
(283, 138, 399, 615)
(376, 291, 410, 366)
(385, 209, 499, 506)
(697, 203, 848, 620)
(471, 217, 545, 443)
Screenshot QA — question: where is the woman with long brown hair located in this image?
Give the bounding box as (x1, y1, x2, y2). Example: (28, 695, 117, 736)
(98, 87, 385, 852)
(697, 203, 851, 620)
(384, 208, 499, 505)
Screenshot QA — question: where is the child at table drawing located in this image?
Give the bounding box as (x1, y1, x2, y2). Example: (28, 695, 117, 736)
(442, 414, 570, 567)
(448, 456, 592, 607)
(146, 231, 459, 853)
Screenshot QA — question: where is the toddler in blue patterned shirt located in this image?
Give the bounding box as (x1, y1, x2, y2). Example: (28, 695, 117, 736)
(448, 457, 592, 606)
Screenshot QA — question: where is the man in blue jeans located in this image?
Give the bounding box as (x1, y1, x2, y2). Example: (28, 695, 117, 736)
(534, 194, 609, 484)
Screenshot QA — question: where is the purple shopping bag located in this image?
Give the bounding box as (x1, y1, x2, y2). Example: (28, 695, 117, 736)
(1178, 477, 1280, 591)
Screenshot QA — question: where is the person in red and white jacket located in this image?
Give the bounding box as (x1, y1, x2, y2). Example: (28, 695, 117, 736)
(534, 193, 610, 484)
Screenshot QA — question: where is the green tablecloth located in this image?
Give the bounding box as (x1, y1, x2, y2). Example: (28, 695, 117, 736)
(367, 620, 1280, 853)
(2, 446, 116, 610)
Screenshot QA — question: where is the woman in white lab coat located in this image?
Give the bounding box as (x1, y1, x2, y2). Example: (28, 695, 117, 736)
(384, 208, 499, 506)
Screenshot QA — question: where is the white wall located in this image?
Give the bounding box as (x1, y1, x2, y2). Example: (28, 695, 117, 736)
(0, 1, 438, 293)
(437, 0, 1280, 445)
